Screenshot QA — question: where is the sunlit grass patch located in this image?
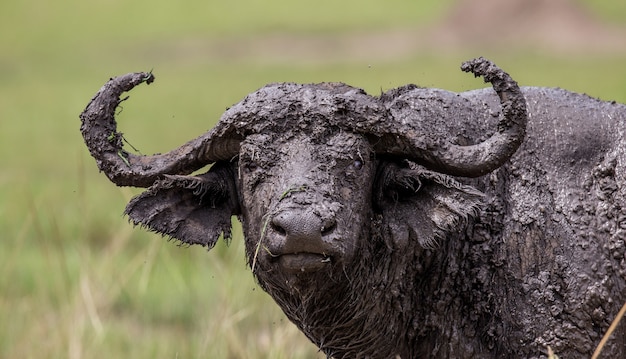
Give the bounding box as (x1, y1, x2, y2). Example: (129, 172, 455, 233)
(0, 193, 321, 358)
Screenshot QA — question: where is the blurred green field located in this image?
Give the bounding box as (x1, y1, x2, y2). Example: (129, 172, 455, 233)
(1, 0, 626, 358)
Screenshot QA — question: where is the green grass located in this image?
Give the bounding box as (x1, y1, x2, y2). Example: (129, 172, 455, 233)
(582, 0, 626, 23)
(1, 0, 626, 358)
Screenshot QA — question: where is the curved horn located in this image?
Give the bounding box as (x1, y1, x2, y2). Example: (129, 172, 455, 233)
(80, 72, 240, 188)
(375, 57, 527, 178)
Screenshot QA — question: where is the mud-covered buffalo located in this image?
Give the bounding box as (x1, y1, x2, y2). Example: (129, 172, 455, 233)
(81, 58, 626, 358)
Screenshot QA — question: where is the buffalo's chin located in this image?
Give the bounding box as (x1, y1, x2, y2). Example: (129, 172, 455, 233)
(277, 253, 332, 274)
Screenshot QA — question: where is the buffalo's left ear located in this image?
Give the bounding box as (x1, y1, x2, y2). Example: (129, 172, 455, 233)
(125, 162, 240, 249)
(375, 161, 484, 249)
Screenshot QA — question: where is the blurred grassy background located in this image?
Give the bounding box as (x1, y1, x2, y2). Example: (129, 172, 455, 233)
(1, 0, 625, 358)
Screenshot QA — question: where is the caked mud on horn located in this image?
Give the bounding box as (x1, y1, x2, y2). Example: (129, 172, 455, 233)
(372, 57, 527, 177)
(79, 72, 240, 188)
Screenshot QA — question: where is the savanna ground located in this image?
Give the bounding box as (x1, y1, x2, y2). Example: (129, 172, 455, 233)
(2, 0, 626, 358)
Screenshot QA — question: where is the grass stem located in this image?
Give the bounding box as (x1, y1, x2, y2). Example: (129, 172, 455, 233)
(592, 301, 626, 359)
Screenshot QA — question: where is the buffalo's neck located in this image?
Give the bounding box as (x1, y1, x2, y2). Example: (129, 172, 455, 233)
(254, 216, 508, 358)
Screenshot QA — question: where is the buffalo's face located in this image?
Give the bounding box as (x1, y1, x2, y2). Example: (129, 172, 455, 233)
(237, 130, 376, 276)
(112, 58, 521, 292)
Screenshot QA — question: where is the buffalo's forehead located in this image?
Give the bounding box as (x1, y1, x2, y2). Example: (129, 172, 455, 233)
(238, 130, 373, 200)
(242, 129, 369, 163)
(221, 82, 382, 136)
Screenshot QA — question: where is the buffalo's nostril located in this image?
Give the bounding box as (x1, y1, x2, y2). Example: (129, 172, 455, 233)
(271, 213, 290, 236)
(271, 221, 287, 236)
(321, 220, 337, 236)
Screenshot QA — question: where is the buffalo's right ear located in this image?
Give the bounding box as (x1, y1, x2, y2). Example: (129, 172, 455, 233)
(124, 162, 240, 249)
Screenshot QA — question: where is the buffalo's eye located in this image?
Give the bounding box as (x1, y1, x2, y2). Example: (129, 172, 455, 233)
(243, 161, 259, 173)
(353, 160, 363, 170)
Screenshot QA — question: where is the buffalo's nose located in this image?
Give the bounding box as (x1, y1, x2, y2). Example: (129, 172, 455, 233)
(271, 211, 336, 243)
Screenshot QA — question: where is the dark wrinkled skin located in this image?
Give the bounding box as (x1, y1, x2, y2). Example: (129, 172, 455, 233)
(80, 60, 626, 358)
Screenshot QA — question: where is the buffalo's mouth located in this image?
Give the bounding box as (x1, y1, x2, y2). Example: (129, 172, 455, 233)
(275, 253, 333, 273)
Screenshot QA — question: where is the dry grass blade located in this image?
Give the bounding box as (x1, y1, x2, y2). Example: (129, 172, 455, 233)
(547, 346, 559, 359)
(251, 215, 271, 272)
(592, 301, 626, 359)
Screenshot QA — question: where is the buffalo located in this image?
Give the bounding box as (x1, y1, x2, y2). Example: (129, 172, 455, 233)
(80, 58, 626, 358)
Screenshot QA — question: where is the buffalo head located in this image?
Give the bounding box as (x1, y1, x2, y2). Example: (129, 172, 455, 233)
(80, 58, 527, 356)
